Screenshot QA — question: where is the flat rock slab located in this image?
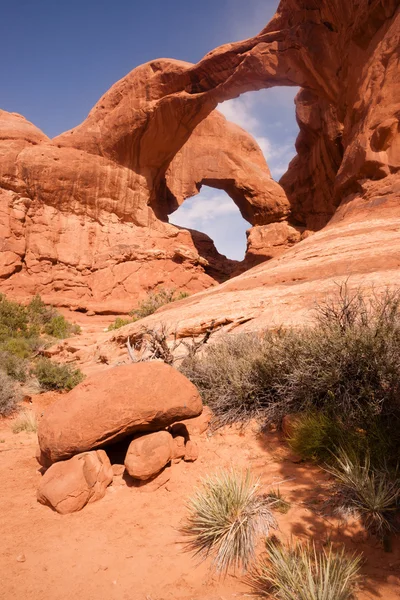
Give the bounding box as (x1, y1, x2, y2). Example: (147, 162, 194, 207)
(38, 362, 203, 464)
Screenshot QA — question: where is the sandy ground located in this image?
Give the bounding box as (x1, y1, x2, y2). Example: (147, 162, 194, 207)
(1, 403, 400, 600)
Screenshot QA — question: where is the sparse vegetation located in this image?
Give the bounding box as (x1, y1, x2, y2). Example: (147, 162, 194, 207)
(130, 288, 189, 320)
(181, 469, 276, 574)
(43, 314, 81, 338)
(12, 409, 38, 433)
(33, 357, 84, 391)
(0, 370, 20, 416)
(266, 488, 291, 514)
(107, 317, 132, 331)
(181, 285, 400, 464)
(249, 539, 361, 600)
(0, 293, 83, 401)
(0, 351, 28, 382)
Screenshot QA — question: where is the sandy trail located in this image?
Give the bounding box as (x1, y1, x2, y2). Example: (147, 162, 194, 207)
(1, 412, 399, 600)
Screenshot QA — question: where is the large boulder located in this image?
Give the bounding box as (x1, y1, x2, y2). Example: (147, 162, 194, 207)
(124, 431, 174, 480)
(37, 450, 113, 514)
(38, 362, 203, 464)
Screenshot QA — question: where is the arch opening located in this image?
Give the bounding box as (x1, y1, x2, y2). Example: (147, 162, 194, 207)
(218, 87, 299, 181)
(170, 185, 250, 261)
(168, 87, 300, 266)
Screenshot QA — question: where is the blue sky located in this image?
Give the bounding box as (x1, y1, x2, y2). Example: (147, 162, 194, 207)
(1, 0, 299, 260)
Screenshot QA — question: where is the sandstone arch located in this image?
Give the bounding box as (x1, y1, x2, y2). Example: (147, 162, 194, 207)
(0, 0, 399, 312)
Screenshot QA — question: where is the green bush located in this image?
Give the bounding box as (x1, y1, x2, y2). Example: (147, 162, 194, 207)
(0, 294, 29, 340)
(44, 315, 81, 339)
(0, 369, 20, 416)
(288, 412, 396, 467)
(181, 469, 276, 574)
(107, 317, 131, 331)
(27, 294, 57, 328)
(130, 288, 189, 320)
(249, 539, 361, 600)
(0, 336, 39, 359)
(33, 358, 84, 391)
(0, 351, 28, 382)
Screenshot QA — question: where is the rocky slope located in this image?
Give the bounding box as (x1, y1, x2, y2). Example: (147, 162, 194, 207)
(0, 0, 399, 318)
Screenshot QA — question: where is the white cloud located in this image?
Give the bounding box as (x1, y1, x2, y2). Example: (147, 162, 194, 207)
(218, 96, 260, 133)
(171, 195, 239, 229)
(218, 91, 298, 180)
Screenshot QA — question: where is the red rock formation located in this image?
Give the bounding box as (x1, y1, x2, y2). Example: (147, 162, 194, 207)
(0, 88, 283, 311)
(38, 362, 203, 464)
(0, 0, 398, 314)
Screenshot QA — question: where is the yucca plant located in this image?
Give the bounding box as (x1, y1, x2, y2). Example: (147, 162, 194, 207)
(249, 539, 361, 600)
(327, 449, 400, 536)
(12, 409, 38, 433)
(181, 469, 277, 574)
(267, 488, 291, 514)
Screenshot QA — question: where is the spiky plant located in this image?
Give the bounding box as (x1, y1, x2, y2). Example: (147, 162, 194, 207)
(12, 409, 38, 434)
(267, 488, 291, 514)
(327, 449, 400, 535)
(181, 469, 277, 574)
(249, 539, 361, 600)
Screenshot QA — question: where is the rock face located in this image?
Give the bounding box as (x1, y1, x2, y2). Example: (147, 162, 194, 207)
(1, 0, 399, 314)
(37, 450, 113, 514)
(38, 362, 203, 464)
(124, 431, 173, 480)
(0, 95, 282, 312)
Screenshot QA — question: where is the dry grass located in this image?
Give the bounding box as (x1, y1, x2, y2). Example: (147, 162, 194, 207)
(0, 370, 20, 417)
(267, 488, 291, 514)
(248, 539, 361, 600)
(181, 469, 277, 574)
(12, 409, 38, 434)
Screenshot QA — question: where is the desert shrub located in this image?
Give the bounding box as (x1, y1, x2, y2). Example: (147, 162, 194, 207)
(287, 413, 356, 463)
(27, 294, 57, 328)
(0, 351, 28, 382)
(130, 288, 189, 320)
(12, 409, 37, 433)
(327, 449, 400, 536)
(288, 412, 396, 467)
(0, 294, 29, 340)
(181, 330, 296, 427)
(0, 336, 39, 359)
(181, 469, 276, 574)
(43, 314, 81, 339)
(33, 358, 84, 391)
(248, 539, 361, 600)
(108, 317, 131, 331)
(0, 369, 20, 416)
(181, 286, 400, 448)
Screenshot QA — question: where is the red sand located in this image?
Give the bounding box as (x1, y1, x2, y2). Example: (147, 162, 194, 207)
(1, 409, 399, 600)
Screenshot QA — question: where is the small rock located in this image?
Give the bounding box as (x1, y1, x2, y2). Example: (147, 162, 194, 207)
(37, 450, 113, 514)
(16, 554, 26, 563)
(171, 435, 186, 460)
(184, 440, 199, 462)
(124, 431, 173, 481)
(112, 464, 125, 477)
